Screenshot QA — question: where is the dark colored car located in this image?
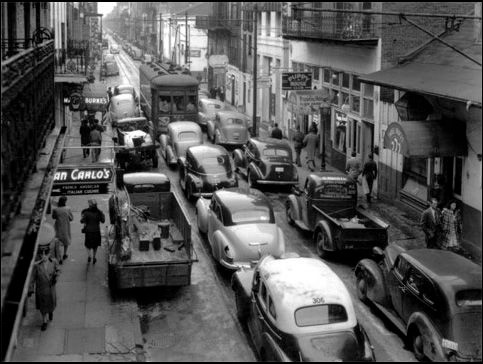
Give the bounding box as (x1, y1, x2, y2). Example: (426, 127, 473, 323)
(233, 137, 299, 188)
(207, 110, 250, 148)
(179, 145, 238, 201)
(197, 98, 236, 129)
(355, 246, 482, 361)
(232, 253, 375, 361)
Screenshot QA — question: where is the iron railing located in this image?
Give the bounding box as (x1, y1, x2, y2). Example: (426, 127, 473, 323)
(54, 48, 89, 75)
(282, 14, 378, 42)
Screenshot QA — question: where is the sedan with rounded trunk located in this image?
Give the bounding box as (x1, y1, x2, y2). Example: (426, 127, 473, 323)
(197, 98, 236, 129)
(207, 110, 250, 148)
(160, 121, 203, 168)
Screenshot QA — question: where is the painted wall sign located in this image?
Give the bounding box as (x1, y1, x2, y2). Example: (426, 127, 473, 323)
(53, 166, 113, 184)
(282, 72, 312, 90)
(383, 122, 408, 155)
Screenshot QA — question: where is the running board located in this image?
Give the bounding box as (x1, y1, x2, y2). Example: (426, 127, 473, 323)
(373, 301, 407, 335)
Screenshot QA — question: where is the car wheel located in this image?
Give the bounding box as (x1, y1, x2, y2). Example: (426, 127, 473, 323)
(248, 171, 257, 188)
(286, 203, 295, 226)
(235, 289, 247, 322)
(356, 272, 369, 303)
(315, 230, 330, 260)
(410, 330, 426, 361)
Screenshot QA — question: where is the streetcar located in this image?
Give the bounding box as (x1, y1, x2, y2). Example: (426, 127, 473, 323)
(139, 62, 199, 137)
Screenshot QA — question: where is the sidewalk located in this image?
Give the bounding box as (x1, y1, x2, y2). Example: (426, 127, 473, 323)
(12, 69, 144, 362)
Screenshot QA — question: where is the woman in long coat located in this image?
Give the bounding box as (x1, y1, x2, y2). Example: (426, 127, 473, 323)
(52, 196, 73, 262)
(29, 242, 60, 331)
(81, 199, 105, 264)
(440, 200, 463, 250)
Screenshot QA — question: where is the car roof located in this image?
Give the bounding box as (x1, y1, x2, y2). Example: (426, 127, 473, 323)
(216, 110, 248, 119)
(259, 256, 357, 334)
(201, 98, 225, 106)
(168, 121, 201, 133)
(251, 137, 291, 149)
(115, 84, 134, 91)
(306, 172, 354, 186)
(402, 249, 482, 293)
(214, 188, 272, 213)
(123, 172, 169, 186)
(188, 144, 228, 158)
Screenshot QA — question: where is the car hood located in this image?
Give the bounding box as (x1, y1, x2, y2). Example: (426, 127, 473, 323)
(174, 140, 201, 158)
(296, 331, 365, 362)
(122, 130, 153, 148)
(223, 224, 284, 262)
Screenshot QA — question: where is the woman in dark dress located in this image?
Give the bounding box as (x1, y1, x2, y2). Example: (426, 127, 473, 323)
(80, 199, 105, 264)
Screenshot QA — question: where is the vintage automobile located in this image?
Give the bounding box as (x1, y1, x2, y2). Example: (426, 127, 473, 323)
(232, 254, 376, 361)
(113, 84, 139, 103)
(197, 98, 236, 129)
(102, 61, 119, 77)
(234, 137, 299, 189)
(142, 54, 154, 63)
(355, 246, 482, 362)
(106, 93, 140, 127)
(198, 89, 211, 100)
(286, 172, 388, 259)
(160, 121, 203, 168)
(104, 53, 115, 63)
(110, 43, 120, 54)
(130, 46, 143, 60)
(206, 110, 250, 148)
(196, 188, 285, 270)
(178, 145, 238, 201)
(113, 116, 159, 170)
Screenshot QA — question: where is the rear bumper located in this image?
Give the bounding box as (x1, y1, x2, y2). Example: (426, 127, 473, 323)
(257, 179, 298, 185)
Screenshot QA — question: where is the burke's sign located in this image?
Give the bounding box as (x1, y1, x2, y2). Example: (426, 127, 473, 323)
(282, 72, 312, 90)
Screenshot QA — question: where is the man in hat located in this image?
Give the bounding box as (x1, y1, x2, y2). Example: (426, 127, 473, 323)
(28, 240, 60, 331)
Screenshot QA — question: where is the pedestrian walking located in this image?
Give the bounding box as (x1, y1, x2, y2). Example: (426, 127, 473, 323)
(80, 119, 91, 158)
(346, 152, 362, 183)
(89, 120, 102, 163)
(28, 241, 60, 331)
(303, 127, 319, 172)
(210, 86, 217, 99)
(219, 86, 225, 102)
(293, 125, 304, 167)
(420, 197, 441, 249)
(80, 199, 105, 264)
(362, 154, 378, 203)
(107, 86, 113, 101)
(270, 123, 283, 139)
(52, 196, 73, 264)
(440, 199, 462, 250)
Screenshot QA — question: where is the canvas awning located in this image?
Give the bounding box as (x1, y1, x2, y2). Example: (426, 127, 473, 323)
(360, 63, 482, 106)
(288, 89, 330, 115)
(383, 120, 467, 157)
(82, 83, 108, 112)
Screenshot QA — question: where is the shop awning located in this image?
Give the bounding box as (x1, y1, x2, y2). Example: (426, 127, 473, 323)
(360, 63, 482, 106)
(82, 83, 108, 112)
(288, 89, 330, 115)
(383, 120, 467, 157)
(55, 75, 88, 84)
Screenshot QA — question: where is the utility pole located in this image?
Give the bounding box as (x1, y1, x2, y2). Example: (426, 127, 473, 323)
(168, 18, 171, 62)
(159, 12, 162, 61)
(185, 12, 188, 65)
(252, 4, 258, 137)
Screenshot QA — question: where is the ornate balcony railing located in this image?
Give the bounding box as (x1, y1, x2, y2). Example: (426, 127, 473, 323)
(282, 14, 378, 44)
(195, 15, 240, 31)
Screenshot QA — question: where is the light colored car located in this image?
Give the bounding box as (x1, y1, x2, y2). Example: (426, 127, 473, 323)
(110, 44, 120, 54)
(102, 61, 119, 77)
(196, 188, 285, 270)
(197, 98, 236, 128)
(232, 254, 375, 361)
(160, 121, 203, 168)
(104, 54, 115, 63)
(106, 93, 140, 127)
(113, 84, 139, 103)
(142, 54, 154, 63)
(207, 110, 250, 147)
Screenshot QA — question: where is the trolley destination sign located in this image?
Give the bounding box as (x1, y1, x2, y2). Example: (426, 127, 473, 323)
(52, 166, 114, 196)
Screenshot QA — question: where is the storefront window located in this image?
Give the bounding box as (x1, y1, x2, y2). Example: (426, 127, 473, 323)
(342, 72, 350, 89)
(330, 90, 339, 105)
(331, 71, 340, 87)
(351, 95, 360, 113)
(352, 75, 361, 91)
(335, 112, 347, 153)
(323, 68, 331, 83)
(403, 157, 428, 201)
(363, 98, 374, 119)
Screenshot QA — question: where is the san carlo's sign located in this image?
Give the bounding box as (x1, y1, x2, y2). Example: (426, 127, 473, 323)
(282, 72, 312, 90)
(52, 166, 114, 196)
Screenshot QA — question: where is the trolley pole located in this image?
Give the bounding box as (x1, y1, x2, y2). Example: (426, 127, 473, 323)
(252, 4, 258, 137)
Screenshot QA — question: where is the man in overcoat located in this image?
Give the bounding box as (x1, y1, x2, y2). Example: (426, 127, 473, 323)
(420, 197, 442, 249)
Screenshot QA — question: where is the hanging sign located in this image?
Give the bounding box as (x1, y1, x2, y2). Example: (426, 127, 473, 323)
(282, 72, 312, 90)
(53, 166, 114, 184)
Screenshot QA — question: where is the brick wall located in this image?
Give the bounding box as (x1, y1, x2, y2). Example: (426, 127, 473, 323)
(381, 2, 475, 69)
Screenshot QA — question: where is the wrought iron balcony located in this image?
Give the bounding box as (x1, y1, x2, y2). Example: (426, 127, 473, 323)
(282, 14, 379, 45)
(54, 40, 89, 77)
(195, 15, 240, 31)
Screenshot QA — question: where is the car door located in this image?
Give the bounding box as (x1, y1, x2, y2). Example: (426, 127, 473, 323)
(249, 278, 268, 353)
(387, 255, 410, 316)
(298, 178, 310, 226)
(207, 199, 223, 258)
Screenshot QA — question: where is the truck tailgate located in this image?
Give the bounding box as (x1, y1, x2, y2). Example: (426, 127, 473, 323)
(339, 228, 388, 250)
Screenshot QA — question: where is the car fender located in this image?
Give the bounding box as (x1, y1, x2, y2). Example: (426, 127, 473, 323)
(260, 332, 291, 362)
(355, 259, 388, 304)
(206, 120, 215, 138)
(159, 134, 168, 154)
(166, 145, 176, 165)
(248, 161, 262, 180)
(286, 195, 301, 222)
(407, 312, 446, 361)
(313, 220, 334, 251)
(233, 148, 246, 169)
(178, 157, 187, 189)
(212, 230, 233, 262)
(196, 197, 210, 233)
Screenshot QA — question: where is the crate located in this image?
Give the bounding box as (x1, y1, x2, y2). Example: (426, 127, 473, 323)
(139, 239, 150, 251)
(152, 237, 161, 250)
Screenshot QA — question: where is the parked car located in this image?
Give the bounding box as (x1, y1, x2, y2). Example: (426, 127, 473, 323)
(232, 253, 376, 361)
(160, 121, 203, 168)
(104, 54, 115, 63)
(179, 145, 238, 201)
(106, 93, 140, 127)
(196, 188, 285, 270)
(130, 46, 143, 60)
(113, 84, 139, 103)
(110, 43, 120, 54)
(234, 137, 299, 189)
(355, 246, 481, 362)
(197, 98, 236, 129)
(102, 61, 119, 77)
(142, 54, 154, 63)
(286, 172, 388, 259)
(206, 110, 250, 147)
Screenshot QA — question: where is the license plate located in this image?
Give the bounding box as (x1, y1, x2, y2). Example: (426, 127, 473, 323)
(275, 167, 284, 172)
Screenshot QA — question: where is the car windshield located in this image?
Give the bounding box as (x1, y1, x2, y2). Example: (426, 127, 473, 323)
(178, 131, 198, 141)
(262, 147, 290, 158)
(199, 155, 230, 174)
(295, 304, 348, 327)
(315, 184, 355, 199)
(231, 208, 271, 225)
